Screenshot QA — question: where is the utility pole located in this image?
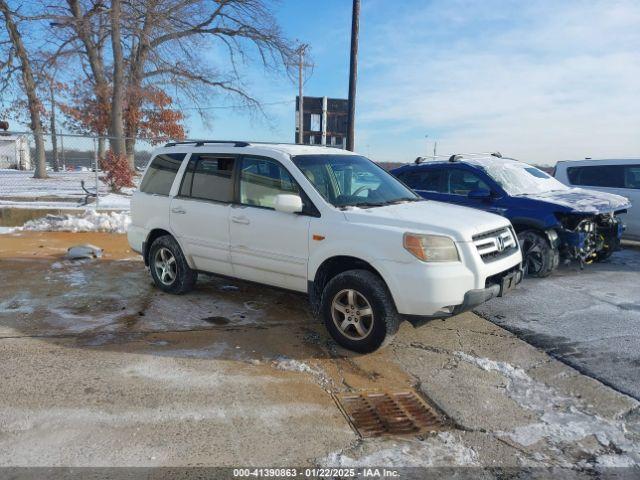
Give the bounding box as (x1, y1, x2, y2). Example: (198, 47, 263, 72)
(346, 0, 360, 151)
(297, 44, 308, 145)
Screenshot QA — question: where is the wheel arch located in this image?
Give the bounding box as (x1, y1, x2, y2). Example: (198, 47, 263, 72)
(308, 255, 392, 317)
(143, 228, 193, 267)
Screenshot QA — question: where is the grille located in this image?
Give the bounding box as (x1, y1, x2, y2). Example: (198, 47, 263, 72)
(334, 390, 447, 438)
(473, 227, 517, 263)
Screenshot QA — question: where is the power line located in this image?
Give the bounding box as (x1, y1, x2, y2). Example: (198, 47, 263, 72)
(150, 100, 295, 112)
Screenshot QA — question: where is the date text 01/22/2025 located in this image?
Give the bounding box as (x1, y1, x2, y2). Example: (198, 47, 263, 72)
(232, 468, 400, 478)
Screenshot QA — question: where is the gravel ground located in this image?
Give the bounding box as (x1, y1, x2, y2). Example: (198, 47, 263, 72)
(476, 247, 640, 400)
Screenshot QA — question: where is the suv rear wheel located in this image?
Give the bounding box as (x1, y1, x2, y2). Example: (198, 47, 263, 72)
(517, 230, 558, 278)
(320, 270, 400, 353)
(149, 235, 197, 294)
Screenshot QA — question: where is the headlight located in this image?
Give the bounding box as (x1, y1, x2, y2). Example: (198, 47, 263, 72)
(403, 233, 460, 262)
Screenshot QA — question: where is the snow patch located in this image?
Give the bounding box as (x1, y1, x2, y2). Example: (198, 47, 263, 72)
(325, 432, 478, 467)
(272, 356, 332, 390)
(273, 356, 319, 374)
(454, 352, 640, 466)
(18, 210, 131, 233)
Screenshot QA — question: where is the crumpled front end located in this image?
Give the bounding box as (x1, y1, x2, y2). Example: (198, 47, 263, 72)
(555, 211, 626, 265)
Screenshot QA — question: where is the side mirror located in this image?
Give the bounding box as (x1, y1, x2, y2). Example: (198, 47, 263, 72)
(274, 194, 303, 214)
(468, 189, 492, 200)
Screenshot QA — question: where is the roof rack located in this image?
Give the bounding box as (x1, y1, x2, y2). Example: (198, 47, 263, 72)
(414, 151, 507, 165)
(164, 140, 250, 147)
(163, 140, 329, 148)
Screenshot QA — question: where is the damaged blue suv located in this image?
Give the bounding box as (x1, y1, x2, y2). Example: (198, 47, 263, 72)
(392, 154, 631, 277)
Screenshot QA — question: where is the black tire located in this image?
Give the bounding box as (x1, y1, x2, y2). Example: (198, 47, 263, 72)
(517, 230, 557, 278)
(320, 269, 400, 353)
(148, 235, 197, 294)
(594, 236, 618, 262)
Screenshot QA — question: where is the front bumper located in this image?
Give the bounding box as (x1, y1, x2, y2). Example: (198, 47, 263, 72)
(404, 266, 523, 327)
(453, 266, 523, 314)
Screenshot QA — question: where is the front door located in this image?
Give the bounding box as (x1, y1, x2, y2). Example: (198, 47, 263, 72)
(170, 154, 236, 276)
(229, 156, 310, 291)
(438, 168, 505, 214)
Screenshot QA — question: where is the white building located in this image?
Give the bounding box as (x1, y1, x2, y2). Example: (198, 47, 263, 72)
(0, 134, 31, 170)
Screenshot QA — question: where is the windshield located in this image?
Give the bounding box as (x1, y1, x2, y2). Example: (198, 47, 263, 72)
(292, 154, 420, 208)
(481, 160, 569, 196)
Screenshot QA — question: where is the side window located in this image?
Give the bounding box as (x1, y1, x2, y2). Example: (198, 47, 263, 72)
(180, 154, 235, 202)
(139, 153, 185, 195)
(566, 166, 625, 188)
(239, 157, 299, 209)
(624, 165, 640, 189)
(402, 168, 444, 193)
(446, 169, 490, 195)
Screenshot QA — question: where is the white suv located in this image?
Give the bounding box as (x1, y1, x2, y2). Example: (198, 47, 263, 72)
(128, 141, 523, 352)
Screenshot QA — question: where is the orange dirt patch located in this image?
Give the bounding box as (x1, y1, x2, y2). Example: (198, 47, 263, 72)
(0, 231, 137, 261)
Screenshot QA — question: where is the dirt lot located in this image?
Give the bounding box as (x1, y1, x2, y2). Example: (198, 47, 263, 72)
(0, 231, 639, 472)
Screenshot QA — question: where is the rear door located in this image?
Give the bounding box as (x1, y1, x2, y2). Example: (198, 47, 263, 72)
(170, 154, 236, 276)
(229, 156, 311, 292)
(622, 165, 640, 238)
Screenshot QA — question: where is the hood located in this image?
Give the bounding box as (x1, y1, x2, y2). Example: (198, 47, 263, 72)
(517, 188, 631, 214)
(342, 200, 511, 242)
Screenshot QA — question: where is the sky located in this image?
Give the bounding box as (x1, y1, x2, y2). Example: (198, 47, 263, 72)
(187, 0, 640, 165)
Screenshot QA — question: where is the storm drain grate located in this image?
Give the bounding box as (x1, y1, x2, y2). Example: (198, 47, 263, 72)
(334, 390, 447, 438)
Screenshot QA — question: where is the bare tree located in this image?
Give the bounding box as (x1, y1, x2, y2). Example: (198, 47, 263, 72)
(0, 0, 47, 178)
(109, 0, 125, 155)
(31, 0, 296, 168)
(118, 0, 295, 164)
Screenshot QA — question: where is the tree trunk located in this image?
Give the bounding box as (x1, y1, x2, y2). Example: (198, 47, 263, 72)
(49, 82, 60, 172)
(67, 0, 111, 146)
(0, 0, 47, 178)
(125, 136, 136, 168)
(109, 0, 126, 157)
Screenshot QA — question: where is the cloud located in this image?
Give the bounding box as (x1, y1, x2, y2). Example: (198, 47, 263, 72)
(357, 0, 640, 164)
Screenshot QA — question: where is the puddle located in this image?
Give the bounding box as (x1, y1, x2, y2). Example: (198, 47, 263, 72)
(202, 316, 231, 326)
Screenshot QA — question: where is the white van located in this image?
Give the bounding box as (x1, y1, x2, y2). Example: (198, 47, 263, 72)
(554, 159, 639, 240)
(128, 141, 523, 352)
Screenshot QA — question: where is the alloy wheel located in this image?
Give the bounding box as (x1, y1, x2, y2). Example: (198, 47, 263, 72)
(331, 289, 374, 341)
(153, 247, 177, 285)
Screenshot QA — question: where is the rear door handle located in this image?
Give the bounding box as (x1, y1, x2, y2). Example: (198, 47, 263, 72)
(231, 215, 250, 225)
(171, 207, 186, 214)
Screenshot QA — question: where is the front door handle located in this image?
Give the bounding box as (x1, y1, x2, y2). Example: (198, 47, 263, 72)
(231, 215, 250, 225)
(171, 207, 186, 214)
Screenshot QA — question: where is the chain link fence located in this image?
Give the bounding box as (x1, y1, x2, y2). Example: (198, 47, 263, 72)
(0, 131, 161, 210)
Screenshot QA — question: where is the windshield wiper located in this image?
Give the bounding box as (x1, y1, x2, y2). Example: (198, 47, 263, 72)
(339, 201, 387, 209)
(385, 197, 422, 204)
(339, 197, 422, 209)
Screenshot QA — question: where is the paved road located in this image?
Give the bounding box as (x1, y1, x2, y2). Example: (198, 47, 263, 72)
(476, 247, 640, 400)
(1, 231, 638, 469)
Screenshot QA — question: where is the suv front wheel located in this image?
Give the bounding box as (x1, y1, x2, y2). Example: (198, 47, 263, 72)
(517, 230, 558, 278)
(148, 235, 197, 294)
(320, 270, 400, 353)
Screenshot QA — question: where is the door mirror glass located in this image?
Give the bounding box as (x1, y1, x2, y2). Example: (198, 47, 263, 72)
(468, 188, 492, 200)
(274, 194, 303, 214)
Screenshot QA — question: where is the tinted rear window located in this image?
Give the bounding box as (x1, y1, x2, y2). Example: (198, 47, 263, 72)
(179, 155, 236, 202)
(397, 168, 445, 193)
(140, 153, 186, 195)
(567, 165, 625, 188)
